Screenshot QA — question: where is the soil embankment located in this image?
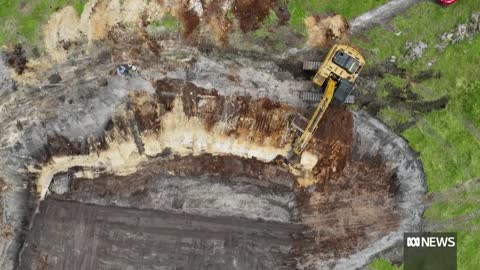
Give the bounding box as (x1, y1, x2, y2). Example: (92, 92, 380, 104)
(20, 83, 401, 269)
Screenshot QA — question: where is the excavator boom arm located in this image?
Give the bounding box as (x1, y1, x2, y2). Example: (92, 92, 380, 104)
(293, 78, 337, 155)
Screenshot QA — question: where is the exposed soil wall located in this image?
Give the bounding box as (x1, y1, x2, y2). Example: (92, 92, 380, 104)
(24, 84, 402, 269)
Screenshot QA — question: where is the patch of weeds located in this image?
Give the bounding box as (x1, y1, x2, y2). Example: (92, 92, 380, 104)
(150, 13, 180, 32)
(251, 10, 278, 39)
(369, 259, 402, 270)
(353, 0, 480, 74)
(378, 107, 410, 127)
(0, 0, 89, 46)
(376, 74, 407, 98)
(403, 108, 480, 192)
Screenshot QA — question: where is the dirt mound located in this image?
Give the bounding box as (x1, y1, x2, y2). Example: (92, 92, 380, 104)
(305, 14, 350, 48)
(294, 155, 399, 262)
(86, 0, 278, 46)
(152, 78, 296, 148)
(168, 0, 277, 45)
(232, 0, 276, 32)
(5, 45, 27, 75)
(42, 6, 81, 62)
(310, 106, 353, 183)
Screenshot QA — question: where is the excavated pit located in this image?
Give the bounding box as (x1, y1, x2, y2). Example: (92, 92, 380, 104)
(0, 18, 426, 267)
(15, 79, 402, 270)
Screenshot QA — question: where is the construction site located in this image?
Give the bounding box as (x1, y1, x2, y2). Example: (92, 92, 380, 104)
(0, 0, 434, 269)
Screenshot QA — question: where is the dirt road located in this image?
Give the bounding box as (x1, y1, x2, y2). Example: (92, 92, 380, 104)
(349, 0, 423, 34)
(19, 198, 302, 270)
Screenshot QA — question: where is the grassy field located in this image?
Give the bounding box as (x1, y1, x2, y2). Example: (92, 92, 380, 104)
(288, 0, 389, 33)
(0, 0, 88, 46)
(351, 1, 480, 269)
(352, 0, 480, 193)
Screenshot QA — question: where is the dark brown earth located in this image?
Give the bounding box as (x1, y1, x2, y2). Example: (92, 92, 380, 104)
(309, 106, 354, 183)
(232, 0, 276, 32)
(19, 199, 301, 270)
(290, 104, 400, 262)
(293, 155, 399, 261)
(5, 44, 27, 75)
(152, 78, 296, 146)
(171, 0, 280, 45)
(65, 154, 296, 198)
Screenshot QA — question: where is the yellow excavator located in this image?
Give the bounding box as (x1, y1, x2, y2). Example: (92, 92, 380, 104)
(288, 44, 365, 160)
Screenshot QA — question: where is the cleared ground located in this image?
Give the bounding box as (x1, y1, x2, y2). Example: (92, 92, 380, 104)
(19, 198, 302, 270)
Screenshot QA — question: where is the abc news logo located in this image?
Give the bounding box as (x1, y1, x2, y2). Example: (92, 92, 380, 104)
(406, 236, 456, 248)
(404, 233, 457, 270)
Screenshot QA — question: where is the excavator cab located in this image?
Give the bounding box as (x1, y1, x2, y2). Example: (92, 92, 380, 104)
(313, 44, 365, 104)
(332, 50, 361, 74)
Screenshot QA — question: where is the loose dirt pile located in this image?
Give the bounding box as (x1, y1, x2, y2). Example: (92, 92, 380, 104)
(152, 78, 295, 147)
(305, 14, 350, 48)
(43, 6, 81, 62)
(232, 0, 277, 32)
(4, 45, 27, 75)
(40, 0, 281, 56)
(294, 155, 399, 263)
(308, 107, 353, 184)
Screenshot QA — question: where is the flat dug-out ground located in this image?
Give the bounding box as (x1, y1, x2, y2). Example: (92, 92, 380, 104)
(19, 199, 301, 270)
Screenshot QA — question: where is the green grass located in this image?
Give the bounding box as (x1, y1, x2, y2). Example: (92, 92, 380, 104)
(457, 231, 480, 269)
(149, 13, 180, 31)
(378, 107, 410, 127)
(354, 0, 480, 76)
(354, 1, 480, 270)
(252, 10, 278, 39)
(350, 0, 480, 193)
(369, 259, 402, 270)
(426, 200, 479, 221)
(0, 0, 88, 46)
(376, 74, 408, 97)
(402, 42, 480, 193)
(288, 0, 389, 33)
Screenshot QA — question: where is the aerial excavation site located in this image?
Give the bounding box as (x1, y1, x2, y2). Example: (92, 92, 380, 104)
(0, 0, 479, 269)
